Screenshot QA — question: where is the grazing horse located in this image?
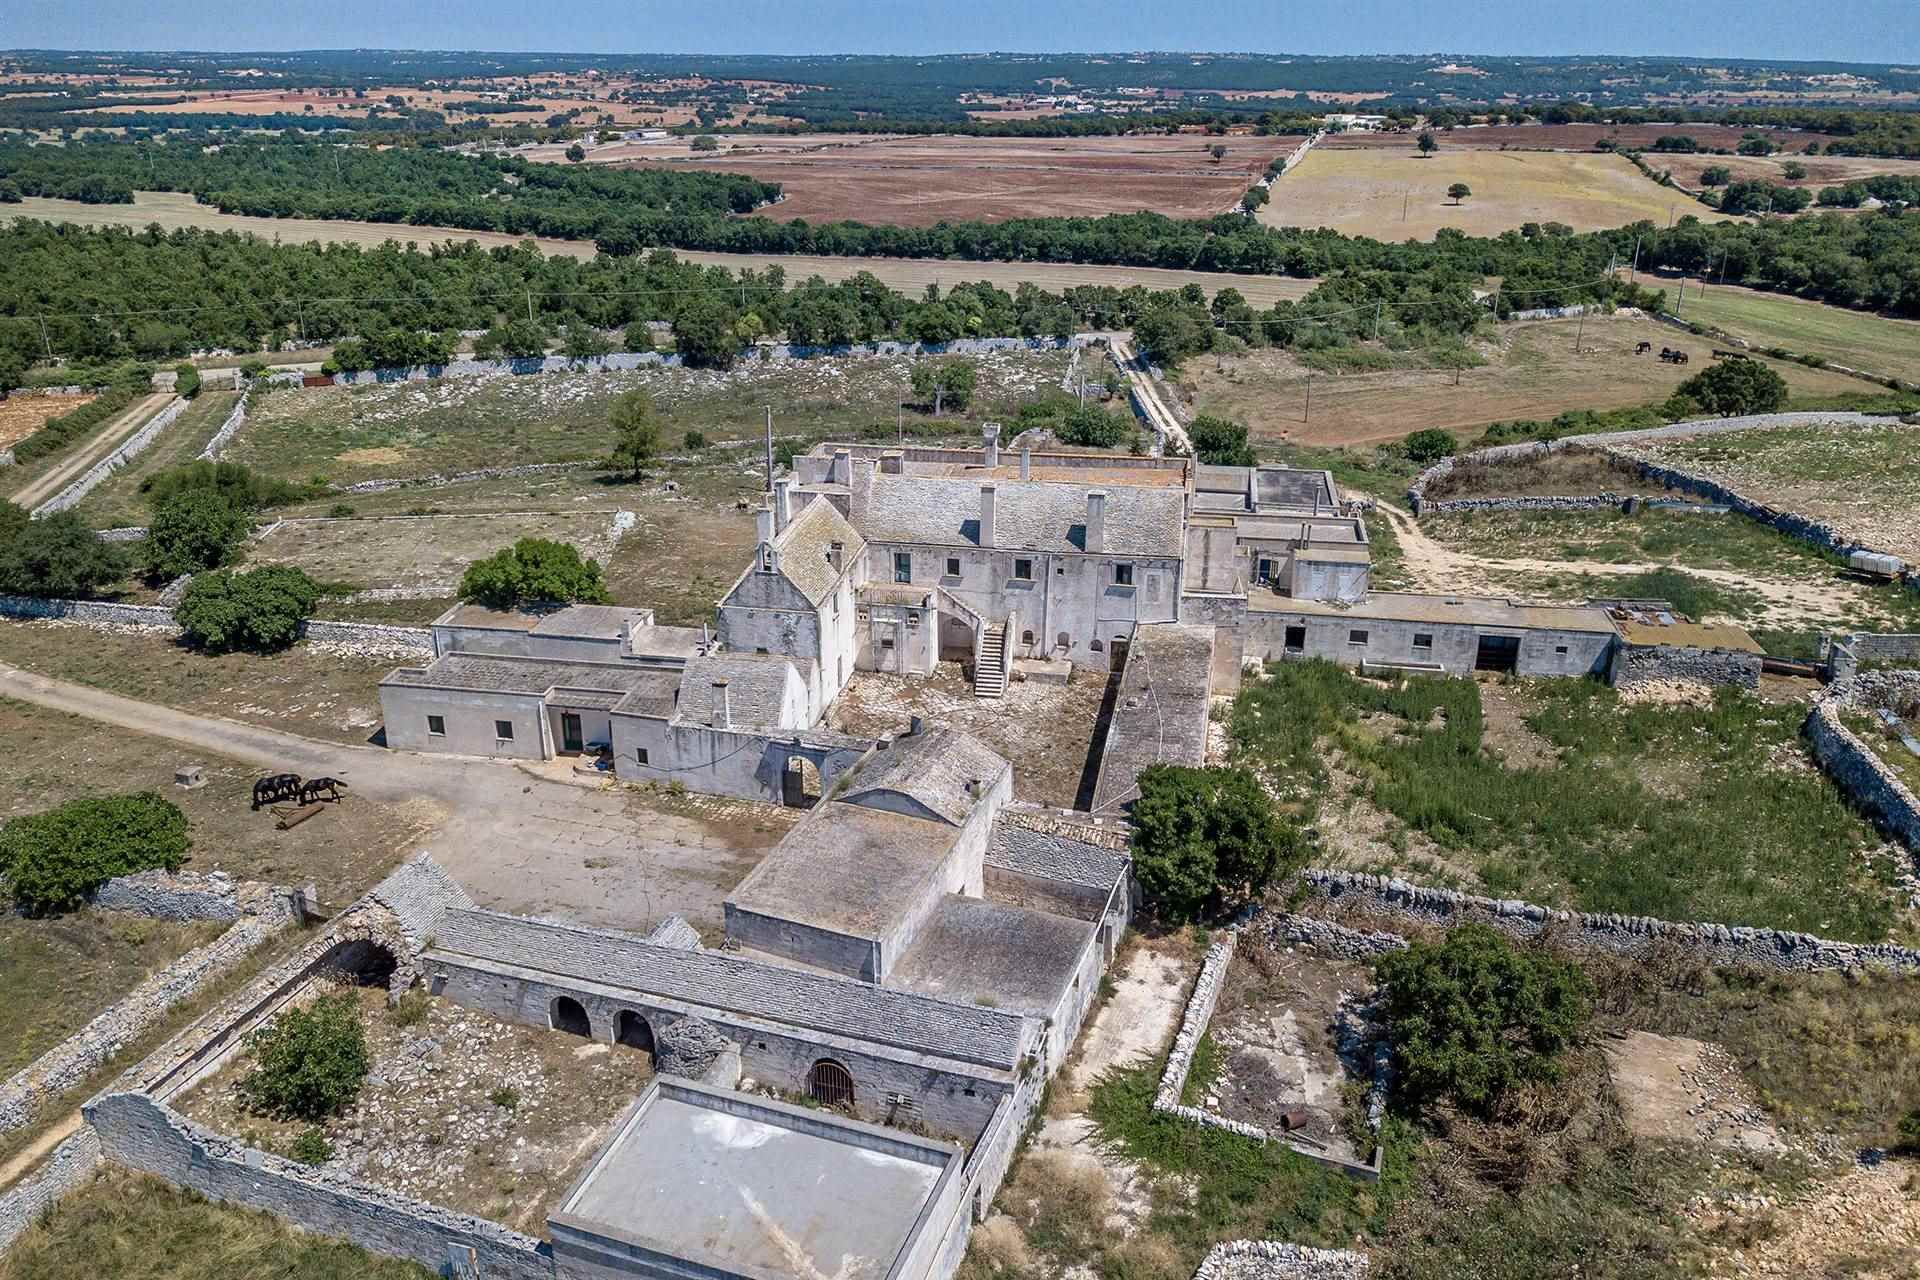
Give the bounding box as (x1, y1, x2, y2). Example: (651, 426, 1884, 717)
(299, 776, 349, 805)
(1635, 341, 1652, 354)
(252, 773, 303, 809)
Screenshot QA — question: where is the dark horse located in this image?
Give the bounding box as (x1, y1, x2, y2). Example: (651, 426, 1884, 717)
(252, 773, 303, 809)
(299, 776, 349, 804)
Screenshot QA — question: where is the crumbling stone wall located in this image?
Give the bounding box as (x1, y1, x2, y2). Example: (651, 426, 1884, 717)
(92, 869, 305, 923)
(1192, 1240, 1369, 1280)
(86, 1093, 553, 1280)
(0, 1128, 103, 1254)
(1611, 643, 1761, 691)
(1827, 633, 1920, 683)
(1807, 671, 1920, 857)
(0, 594, 431, 654)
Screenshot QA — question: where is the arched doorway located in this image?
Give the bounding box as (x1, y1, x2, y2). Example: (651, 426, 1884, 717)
(808, 1058, 855, 1109)
(782, 755, 822, 808)
(551, 995, 592, 1038)
(615, 1010, 656, 1059)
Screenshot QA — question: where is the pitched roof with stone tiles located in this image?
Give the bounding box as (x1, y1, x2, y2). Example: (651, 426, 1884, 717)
(366, 855, 473, 951)
(859, 474, 1185, 558)
(382, 653, 678, 702)
(727, 802, 960, 938)
(988, 819, 1133, 891)
(668, 651, 811, 728)
(840, 727, 1009, 827)
(428, 907, 1028, 1070)
(774, 498, 864, 607)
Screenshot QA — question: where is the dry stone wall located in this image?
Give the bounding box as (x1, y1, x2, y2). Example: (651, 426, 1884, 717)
(0, 594, 433, 654)
(86, 1093, 554, 1280)
(1192, 1240, 1369, 1280)
(0, 1128, 103, 1254)
(1829, 633, 1920, 682)
(195, 392, 251, 462)
(1807, 671, 1920, 857)
(31, 396, 186, 518)
(91, 869, 305, 923)
(1612, 643, 1761, 691)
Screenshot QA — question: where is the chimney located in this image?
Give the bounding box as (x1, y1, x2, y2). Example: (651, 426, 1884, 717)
(982, 422, 1001, 469)
(980, 483, 997, 549)
(880, 449, 904, 475)
(850, 456, 877, 527)
(1019, 447, 1031, 481)
(755, 504, 774, 550)
(831, 448, 852, 485)
(711, 678, 731, 730)
(1086, 489, 1107, 555)
(773, 476, 793, 532)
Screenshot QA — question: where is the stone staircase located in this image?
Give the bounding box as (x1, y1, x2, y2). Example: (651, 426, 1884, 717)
(975, 623, 1008, 699)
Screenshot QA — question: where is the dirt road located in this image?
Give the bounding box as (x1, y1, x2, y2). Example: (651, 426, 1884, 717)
(6, 393, 173, 510)
(1110, 335, 1191, 456)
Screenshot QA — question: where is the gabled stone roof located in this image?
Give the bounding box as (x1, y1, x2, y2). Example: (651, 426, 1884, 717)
(840, 727, 1009, 827)
(366, 855, 474, 953)
(860, 474, 1185, 558)
(670, 651, 810, 728)
(988, 819, 1132, 891)
(429, 908, 1028, 1070)
(775, 498, 863, 607)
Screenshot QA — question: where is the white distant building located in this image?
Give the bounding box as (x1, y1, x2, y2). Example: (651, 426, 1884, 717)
(1326, 113, 1390, 131)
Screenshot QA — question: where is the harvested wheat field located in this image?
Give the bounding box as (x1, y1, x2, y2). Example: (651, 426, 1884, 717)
(0, 392, 93, 449)
(1319, 122, 1833, 153)
(14, 191, 1314, 306)
(1265, 146, 1732, 239)
(612, 133, 1284, 223)
(1185, 314, 1864, 447)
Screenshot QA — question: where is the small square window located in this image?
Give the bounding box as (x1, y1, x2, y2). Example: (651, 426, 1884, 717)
(494, 720, 515, 741)
(881, 635, 896, 650)
(1412, 633, 1434, 651)
(893, 551, 912, 584)
(1013, 558, 1034, 582)
(426, 714, 445, 736)
(946, 556, 961, 577)
(635, 747, 650, 765)
(1555, 645, 1569, 655)
(1348, 629, 1370, 646)
(1113, 563, 1135, 587)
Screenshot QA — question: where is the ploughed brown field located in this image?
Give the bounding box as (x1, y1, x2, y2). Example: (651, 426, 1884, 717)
(1321, 122, 1835, 152)
(609, 133, 1287, 224)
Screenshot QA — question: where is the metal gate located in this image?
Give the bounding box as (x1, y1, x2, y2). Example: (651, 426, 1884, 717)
(809, 1059, 855, 1109)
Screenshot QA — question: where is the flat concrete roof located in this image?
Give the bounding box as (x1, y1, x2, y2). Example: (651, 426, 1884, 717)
(1617, 618, 1761, 651)
(381, 653, 681, 701)
(436, 603, 542, 633)
(1249, 591, 1619, 634)
(726, 802, 959, 939)
(555, 1079, 957, 1280)
(888, 895, 1093, 1017)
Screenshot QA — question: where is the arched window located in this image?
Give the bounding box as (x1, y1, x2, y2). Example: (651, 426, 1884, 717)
(551, 995, 592, 1038)
(1021, 630, 1035, 646)
(809, 1058, 855, 1109)
(615, 1010, 656, 1058)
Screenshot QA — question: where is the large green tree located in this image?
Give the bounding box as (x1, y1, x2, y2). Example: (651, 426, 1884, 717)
(1130, 764, 1305, 923)
(145, 488, 251, 579)
(1376, 924, 1594, 1114)
(609, 388, 663, 480)
(1676, 357, 1790, 416)
(175, 566, 321, 652)
(240, 994, 370, 1122)
(672, 296, 742, 369)
(459, 537, 611, 609)
(1, 792, 190, 914)
(0, 504, 128, 598)
(1186, 415, 1256, 466)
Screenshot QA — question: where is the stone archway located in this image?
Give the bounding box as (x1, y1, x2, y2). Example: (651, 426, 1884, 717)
(616, 1009, 656, 1059)
(551, 995, 592, 1037)
(808, 1058, 855, 1109)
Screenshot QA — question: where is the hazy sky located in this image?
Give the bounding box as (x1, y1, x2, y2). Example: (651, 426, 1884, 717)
(2, 0, 1915, 64)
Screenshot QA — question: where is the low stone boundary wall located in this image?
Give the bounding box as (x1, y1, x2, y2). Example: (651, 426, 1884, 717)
(92, 869, 306, 923)
(87, 1093, 554, 1280)
(1829, 633, 1920, 682)
(196, 393, 250, 462)
(1297, 869, 1920, 973)
(1807, 671, 1920, 857)
(1611, 643, 1762, 691)
(1192, 1239, 1369, 1280)
(0, 911, 289, 1134)
(31, 396, 186, 518)
(1153, 936, 1382, 1180)
(0, 1128, 103, 1254)
(0, 593, 434, 654)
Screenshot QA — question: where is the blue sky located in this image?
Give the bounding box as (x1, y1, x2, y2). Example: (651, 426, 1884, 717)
(2, 0, 1915, 64)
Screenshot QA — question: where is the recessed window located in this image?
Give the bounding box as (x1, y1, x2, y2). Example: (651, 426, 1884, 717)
(1411, 633, 1433, 651)
(881, 635, 896, 650)
(1347, 629, 1369, 646)
(946, 556, 961, 577)
(635, 747, 650, 765)
(1113, 562, 1134, 587)
(1013, 558, 1034, 582)
(494, 720, 515, 741)
(1022, 630, 1035, 645)
(426, 714, 445, 736)
(894, 551, 912, 584)
(906, 612, 920, 628)
(1555, 645, 1569, 655)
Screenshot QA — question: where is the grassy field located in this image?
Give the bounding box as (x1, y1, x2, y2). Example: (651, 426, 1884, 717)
(12, 191, 1317, 306)
(248, 511, 627, 595)
(1186, 314, 1866, 447)
(1633, 421, 1920, 563)
(1671, 284, 1920, 386)
(1, 694, 430, 905)
(1262, 147, 1731, 240)
(1231, 663, 1906, 940)
(0, 911, 224, 1074)
(226, 347, 1075, 485)
(0, 1168, 432, 1280)
(72, 390, 242, 530)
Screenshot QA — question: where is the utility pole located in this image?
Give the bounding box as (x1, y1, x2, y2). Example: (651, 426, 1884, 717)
(896, 397, 903, 444)
(1667, 205, 1676, 230)
(1302, 371, 1312, 424)
(763, 406, 773, 491)
(1574, 306, 1587, 353)
(1372, 300, 1383, 341)
(1402, 188, 1409, 222)
(1630, 234, 1642, 284)
(37, 316, 53, 361)
(1675, 273, 1685, 317)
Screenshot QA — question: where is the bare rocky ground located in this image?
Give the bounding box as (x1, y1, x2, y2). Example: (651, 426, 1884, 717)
(827, 664, 1109, 810)
(179, 983, 652, 1234)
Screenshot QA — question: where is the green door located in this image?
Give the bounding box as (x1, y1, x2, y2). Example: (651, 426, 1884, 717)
(561, 713, 584, 753)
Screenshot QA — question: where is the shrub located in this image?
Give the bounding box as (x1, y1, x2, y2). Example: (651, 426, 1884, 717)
(1130, 764, 1307, 923)
(622, 321, 656, 354)
(1676, 358, 1789, 417)
(488, 1086, 520, 1110)
(1186, 415, 1256, 466)
(175, 566, 321, 652)
(0, 505, 128, 598)
(327, 502, 356, 518)
(683, 428, 708, 451)
(1376, 924, 1593, 1114)
(145, 488, 251, 578)
(1, 792, 190, 914)
(141, 459, 306, 512)
(240, 994, 370, 1121)
(10, 385, 139, 465)
(1056, 404, 1131, 449)
(1402, 427, 1457, 465)
(172, 363, 200, 399)
(288, 1127, 333, 1165)
(459, 537, 610, 609)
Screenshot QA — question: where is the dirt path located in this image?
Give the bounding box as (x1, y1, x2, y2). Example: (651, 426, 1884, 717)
(1377, 502, 1869, 627)
(5, 393, 172, 510)
(1111, 335, 1192, 456)
(0, 1112, 82, 1191)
